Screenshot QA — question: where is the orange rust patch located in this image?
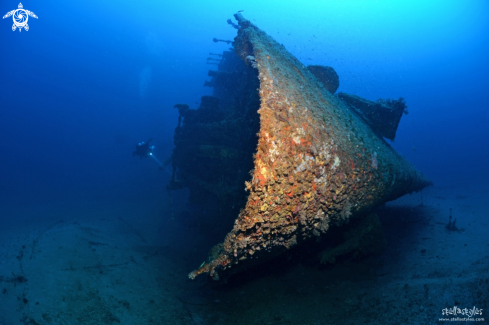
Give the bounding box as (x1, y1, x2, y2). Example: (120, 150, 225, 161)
(255, 170, 267, 186)
(221, 259, 230, 266)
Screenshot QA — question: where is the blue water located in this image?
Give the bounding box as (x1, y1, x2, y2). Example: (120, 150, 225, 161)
(1, 0, 488, 208)
(0, 0, 488, 323)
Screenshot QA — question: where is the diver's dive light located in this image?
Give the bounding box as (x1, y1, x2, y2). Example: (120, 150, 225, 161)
(149, 152, 163, 167)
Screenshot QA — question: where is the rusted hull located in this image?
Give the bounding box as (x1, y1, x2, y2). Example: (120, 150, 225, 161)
(188, 14, 432, 280)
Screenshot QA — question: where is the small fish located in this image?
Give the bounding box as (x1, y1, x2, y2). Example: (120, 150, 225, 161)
(412, 146, 417, 152)
(238, 10, 244, 12)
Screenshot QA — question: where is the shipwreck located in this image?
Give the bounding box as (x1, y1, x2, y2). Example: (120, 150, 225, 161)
(168, 13, 432, 281)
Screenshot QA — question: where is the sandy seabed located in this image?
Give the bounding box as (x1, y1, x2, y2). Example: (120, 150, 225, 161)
(0, 185, 488, 325)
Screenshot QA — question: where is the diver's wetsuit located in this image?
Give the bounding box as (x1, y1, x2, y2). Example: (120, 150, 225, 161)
(133, 138, 153, 158)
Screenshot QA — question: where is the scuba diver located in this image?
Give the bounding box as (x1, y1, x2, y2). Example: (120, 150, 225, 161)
(133, 138, 154, 158)
(133, 138, 164, 169)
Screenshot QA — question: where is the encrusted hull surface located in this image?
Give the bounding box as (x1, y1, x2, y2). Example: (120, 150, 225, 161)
(188, 13, 432, 280)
